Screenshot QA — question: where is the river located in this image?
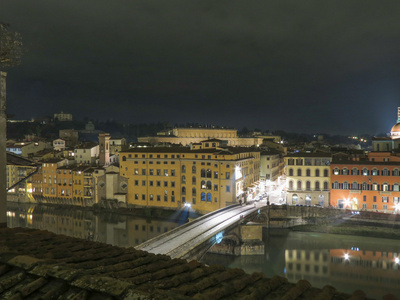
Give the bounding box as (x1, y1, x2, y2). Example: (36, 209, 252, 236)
(6, 203, 400, 298)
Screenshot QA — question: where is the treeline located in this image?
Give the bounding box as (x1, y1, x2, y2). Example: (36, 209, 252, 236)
(6, 118, 372, 146)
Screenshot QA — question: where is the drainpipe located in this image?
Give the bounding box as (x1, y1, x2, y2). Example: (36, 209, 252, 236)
(0, 72, 7, 227)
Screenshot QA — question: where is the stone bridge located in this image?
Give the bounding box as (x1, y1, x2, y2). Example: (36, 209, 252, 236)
(136, 204, 261, 261)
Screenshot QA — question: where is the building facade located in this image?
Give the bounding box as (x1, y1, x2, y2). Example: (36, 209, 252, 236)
(260, 150, 284, 183)
(330, 160, 400, 212)
(138, 127, 265, 147)
(119, 145, 261, 213)
(285, 153, 331, 207)
(54, 111, 73, 122)
(74, 143, 99, 165)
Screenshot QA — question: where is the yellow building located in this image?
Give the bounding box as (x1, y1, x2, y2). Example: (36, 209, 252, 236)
(285, 153, 332, 207)
(120, 143, 260, 213)
(72, 166, 86, 206)
(42, 159, 66, 199)
(56, 166, 74, 203)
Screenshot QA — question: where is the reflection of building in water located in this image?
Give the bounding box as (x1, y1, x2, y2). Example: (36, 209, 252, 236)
(329, 249, 400, 295)
(127, 218, 178, 246)
(285, 249, 330, 283)
(6, 204, 180, 248)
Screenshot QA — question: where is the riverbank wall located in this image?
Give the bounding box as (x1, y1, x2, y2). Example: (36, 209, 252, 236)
(263, 205, 400, 239)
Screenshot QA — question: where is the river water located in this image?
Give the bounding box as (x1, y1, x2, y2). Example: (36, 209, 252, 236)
(7, 203, 400, 298)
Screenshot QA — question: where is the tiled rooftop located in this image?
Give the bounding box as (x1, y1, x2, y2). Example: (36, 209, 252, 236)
(0, 227, 388, 299)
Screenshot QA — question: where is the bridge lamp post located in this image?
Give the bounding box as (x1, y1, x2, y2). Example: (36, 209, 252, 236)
(394, 203, 400, 214)
(344, 198, 351, 210)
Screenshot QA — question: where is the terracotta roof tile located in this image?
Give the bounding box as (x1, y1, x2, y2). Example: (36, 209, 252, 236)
(0, 228, 389, 299)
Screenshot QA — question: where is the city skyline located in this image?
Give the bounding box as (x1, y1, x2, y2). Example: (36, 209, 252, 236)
(2, 1, 400, 135)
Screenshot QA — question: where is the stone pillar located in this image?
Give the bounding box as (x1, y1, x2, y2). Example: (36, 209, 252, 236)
(0, 72, 7, 227)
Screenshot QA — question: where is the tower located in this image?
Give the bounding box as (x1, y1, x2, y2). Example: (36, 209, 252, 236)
(98, 133, 110, 166)
(397, 107, 400, 123)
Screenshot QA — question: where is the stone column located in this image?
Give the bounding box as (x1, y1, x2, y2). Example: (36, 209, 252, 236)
(0, 71, 7, 227)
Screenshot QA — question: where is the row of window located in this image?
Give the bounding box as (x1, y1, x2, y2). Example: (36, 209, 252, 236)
(361, 195, 399, 203)
(133, 182, 230, 193)
(360, 203, 391, 210)
(132, 168, 231, 179)
(288, 181, 329, 191)
(332, 182, 400, 192)
(333, 168, 400, 176)
(43, 179, 81, 185)
(134, 180, 221, 191)
(123, 153, 237, 160)
(287, 158, 331, 166)
(288, 169, 329, 177)
(133, 192, 220, 203)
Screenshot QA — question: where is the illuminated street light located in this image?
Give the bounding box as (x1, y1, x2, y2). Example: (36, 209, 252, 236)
(344, 253, 350, 260)
(344, 198, 351, 209)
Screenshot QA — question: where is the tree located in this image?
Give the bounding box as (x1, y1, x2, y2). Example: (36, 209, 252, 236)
(0, 23, 23, 68)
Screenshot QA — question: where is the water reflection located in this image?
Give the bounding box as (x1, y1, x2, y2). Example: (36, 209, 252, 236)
(202, 231, 400, 298)
(6, 203, 180, 248)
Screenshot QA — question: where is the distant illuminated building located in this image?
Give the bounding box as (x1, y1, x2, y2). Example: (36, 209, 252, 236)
(53, 111, 73, 122)
(138, 127, 278, 147)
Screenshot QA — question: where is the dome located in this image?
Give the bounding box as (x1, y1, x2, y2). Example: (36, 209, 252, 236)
(391, 122, 400, 137)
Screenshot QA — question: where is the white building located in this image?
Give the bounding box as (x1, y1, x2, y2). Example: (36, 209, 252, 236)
(74, 143, 99, 165)
(53, 139, 66, 151)
(54, 111, 73, 121)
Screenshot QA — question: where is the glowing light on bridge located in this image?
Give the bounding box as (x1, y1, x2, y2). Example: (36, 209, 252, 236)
(215, 232, 223, 244)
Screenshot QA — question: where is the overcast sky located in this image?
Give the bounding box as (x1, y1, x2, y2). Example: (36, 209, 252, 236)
(2, 0, 400, 135)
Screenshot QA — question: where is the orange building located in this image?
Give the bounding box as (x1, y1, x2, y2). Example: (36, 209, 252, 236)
(56, 166, 74, 202)
(330, 160, 400, 212)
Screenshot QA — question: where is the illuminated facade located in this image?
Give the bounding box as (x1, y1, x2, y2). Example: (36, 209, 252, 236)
(330, 160, 400, 212)
(260, 151, 284, 182)
(119, 144, 260, 213)
(56, 166, 74, 201)
(110, 137, 128, 155)
(138, 127, 266, 147)
(53, 111, 72, 121)
(285, 153, 331, 207)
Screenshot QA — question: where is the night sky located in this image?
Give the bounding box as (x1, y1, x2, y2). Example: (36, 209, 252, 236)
(2, 1, 400, 135)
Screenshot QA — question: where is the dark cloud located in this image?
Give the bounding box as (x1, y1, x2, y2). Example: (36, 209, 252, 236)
(2, 0, 400, 134)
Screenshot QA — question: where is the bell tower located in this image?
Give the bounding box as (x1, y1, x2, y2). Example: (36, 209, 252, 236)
(98, 132, 110, 166)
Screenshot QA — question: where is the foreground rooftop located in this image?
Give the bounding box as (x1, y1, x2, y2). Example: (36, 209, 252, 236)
(0, 227, 388, 299)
